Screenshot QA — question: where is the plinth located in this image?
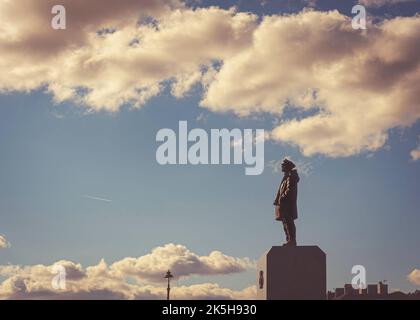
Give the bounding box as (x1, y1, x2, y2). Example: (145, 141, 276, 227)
(257, 246, 326, 300)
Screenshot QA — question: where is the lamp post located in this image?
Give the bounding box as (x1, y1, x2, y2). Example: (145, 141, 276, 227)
(164, 270, 174, 300)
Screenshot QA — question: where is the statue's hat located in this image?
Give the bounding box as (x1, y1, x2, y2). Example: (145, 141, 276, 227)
(282, 158, 296, 169)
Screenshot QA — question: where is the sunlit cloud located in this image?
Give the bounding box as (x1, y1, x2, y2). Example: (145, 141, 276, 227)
(0, 243, 255, 299)
(0, 1, 418, 159)
(407, 269, 420, 285)
(0, 235, 10, 249)
(410, 149, 420, 161)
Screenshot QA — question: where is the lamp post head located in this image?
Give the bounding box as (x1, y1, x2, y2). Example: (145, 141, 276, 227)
(164, 270, 174, 279)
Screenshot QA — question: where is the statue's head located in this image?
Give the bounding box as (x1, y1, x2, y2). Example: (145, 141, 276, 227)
(281, 158, 296, 173)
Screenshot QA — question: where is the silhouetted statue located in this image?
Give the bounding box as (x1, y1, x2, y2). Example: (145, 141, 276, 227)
(273, 158, 300, 246)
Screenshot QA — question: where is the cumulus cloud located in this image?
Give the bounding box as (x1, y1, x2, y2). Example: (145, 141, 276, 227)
(0, 243, 255, 300)
(171, 283, 256, 300)
(410, 137, 420, 161)
(359, 0, 416, 8)
(410, 148, 420, 161)
(0, 235, 10, 249)
(0, 1, 256, 111)
(407, 269, 420, 285)
(0, 2, 419, 158)
(110, 243, 254, 282)
(205, 11, 420, 157)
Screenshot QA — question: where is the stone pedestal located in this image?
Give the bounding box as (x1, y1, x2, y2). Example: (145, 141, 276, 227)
(257, 246, 326, 300)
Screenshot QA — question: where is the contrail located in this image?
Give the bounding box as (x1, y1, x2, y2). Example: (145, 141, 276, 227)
(83, 195, 112, 202)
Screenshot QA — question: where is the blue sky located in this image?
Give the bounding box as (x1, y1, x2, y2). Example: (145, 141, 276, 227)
(0, 0, 419, 298)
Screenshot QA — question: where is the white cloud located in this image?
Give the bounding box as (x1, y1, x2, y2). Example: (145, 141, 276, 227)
(203, 11, 420, 157)
(0, 243, 255, 299)
(110, 243, 254, 282)
(0, 1, 257, 112)
(171, 283, 256, 300)
(410, 148, 420, 161)
(0, 3, 419, 158)
(407, 269, 420, 285)
(410, 138, 420, 161)
(0, 235, 10, 249)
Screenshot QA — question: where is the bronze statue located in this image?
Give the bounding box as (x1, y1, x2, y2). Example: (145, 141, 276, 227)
(273, 158, 300, 246)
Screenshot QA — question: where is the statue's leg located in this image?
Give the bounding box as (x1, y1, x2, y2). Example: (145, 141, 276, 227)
(282, 220, 290, 243)
(288, 219, 296, 244)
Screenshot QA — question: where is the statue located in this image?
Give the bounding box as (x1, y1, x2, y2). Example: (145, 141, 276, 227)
(273, 158, 300, 246)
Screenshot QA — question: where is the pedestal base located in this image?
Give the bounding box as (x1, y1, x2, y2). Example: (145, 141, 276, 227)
(257, 246, 326, 300)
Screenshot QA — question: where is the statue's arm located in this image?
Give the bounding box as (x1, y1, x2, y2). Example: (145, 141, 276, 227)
(281, 177, 296, 201)
(273, 186, 280, 205)
(280, 178, 289, 200)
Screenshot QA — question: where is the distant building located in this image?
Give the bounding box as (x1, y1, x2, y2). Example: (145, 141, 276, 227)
(330, 281, 391, 300)
(367, 284, 378, 296)
(328, 283, 420, 300)
(378, 281, 388, 295)
(344, 284, 357, 296)
(334, 288, 344, 299)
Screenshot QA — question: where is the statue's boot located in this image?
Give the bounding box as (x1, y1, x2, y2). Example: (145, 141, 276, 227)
(283, 240, 297, 246)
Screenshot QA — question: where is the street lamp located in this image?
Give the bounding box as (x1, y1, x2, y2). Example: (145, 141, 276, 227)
(164, 270, 174, 300)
